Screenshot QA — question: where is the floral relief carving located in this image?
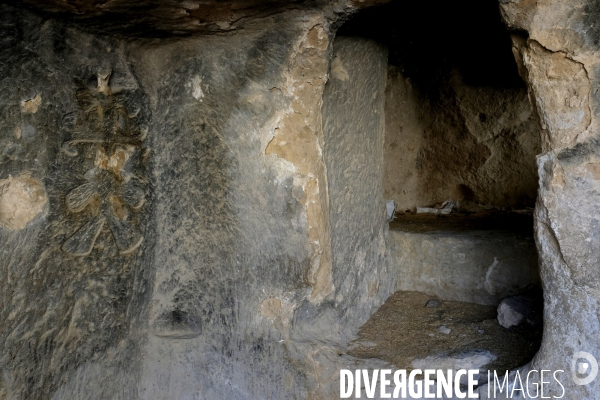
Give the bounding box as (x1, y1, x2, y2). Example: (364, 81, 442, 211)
(61, 73, 148, 257)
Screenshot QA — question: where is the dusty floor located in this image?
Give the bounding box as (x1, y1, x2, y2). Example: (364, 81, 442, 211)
(349, 291, 541, 373)
(389, 210, 534, 234)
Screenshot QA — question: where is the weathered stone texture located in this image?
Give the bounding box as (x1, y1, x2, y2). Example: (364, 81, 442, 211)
(0, 174, 47, 230)
(0, 5, 153, 399)
(2, 2, 389, 396)
(384, 66, 540, 210)
(322, 36, 391, 341)
(2, 0, 600, 398)
(0, 6, 398, 399)
(257, 35, 397, 399)
(4, 0, 392, 38)
(129, 14, 332, 398)
(498, 0, 600, 398)
(390, 230, 539, 305)
(518, 40, 591, 151)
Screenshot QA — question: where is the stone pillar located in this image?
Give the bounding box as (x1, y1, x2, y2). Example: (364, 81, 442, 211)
(126, 11, 338, 399)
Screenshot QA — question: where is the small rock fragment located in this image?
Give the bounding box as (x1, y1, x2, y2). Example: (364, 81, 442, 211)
(386, 200, 396, 222)
(497, 294, 542, 329)
(416, 200, 455, 215)
(426, 300, 440, 308)
(439, 325, 451, 334)
(498, 301, 524, 328)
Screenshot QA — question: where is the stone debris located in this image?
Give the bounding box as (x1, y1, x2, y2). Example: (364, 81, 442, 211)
(497, 294, 542, 330)
(416, 200, 456, 215)
(386, 200, 396, 222)
(425, 299, 440, 308)
(439, 325, 451, 334)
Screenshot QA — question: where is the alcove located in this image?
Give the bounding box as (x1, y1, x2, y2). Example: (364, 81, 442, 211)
(334, 0, 544, 376)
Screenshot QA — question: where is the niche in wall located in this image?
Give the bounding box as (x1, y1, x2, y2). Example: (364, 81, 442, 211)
(340, 0, 541, 214)
(338, 0, 543, 377)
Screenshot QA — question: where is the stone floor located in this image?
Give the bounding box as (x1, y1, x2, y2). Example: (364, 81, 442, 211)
(348, 291, 542, 374)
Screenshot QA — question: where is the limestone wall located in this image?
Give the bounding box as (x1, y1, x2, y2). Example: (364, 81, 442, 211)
(0, 5, 337, 398)
(1, 0, 600, 398)
(499, 0, 600, 397)
(0, 6, 156, 399)
(0, 4, 397, 399)
(321, 36, 392, 342)
(390, 230, 539, 305)
(384, 68, 541, 211)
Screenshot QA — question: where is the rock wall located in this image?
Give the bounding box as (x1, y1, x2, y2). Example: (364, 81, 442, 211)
(0, 5, 317, 398)
(498, 0, 600, 397)
(0, 4, 395, 399)
(0, 6, 154, 398)
(384, 68, 541, 211)
(390, 230, 539, 305)
(2, 0, 600, 398)
(128, 13, 336, 399)
(322, 36, 392, 343)
(336, 0, 542, 212)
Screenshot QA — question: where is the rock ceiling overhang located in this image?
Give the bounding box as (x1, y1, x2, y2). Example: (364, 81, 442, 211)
(3, 0, 392, 37)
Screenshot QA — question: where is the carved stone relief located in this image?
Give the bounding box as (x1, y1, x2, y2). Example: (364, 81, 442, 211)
(61, 73, 148, 257)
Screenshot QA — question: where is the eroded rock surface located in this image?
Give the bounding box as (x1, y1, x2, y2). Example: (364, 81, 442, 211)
(0, 2, 396, 398)
(0, 174, 47, 230)
(5, 0, 391, 37)
(390, 227, 539, 305)
(1, 0, 599, 398)
(499, 0, 600, 398)
(384, 66, 540, 211)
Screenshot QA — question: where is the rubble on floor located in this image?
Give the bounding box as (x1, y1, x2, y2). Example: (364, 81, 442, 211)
(349, 291, 542, 375)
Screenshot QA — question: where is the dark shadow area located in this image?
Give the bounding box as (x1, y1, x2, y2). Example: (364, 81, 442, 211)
(338, 0, 525, 92)
(340, 0, 541, 213)
(389, 210, 534, 235)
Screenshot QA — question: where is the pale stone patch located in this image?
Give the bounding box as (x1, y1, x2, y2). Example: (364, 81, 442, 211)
(181, 1, 199, 10)
(260, 297, 282, 320)
(330, 55, 349, 81)
(189, 75, 204, 101)
(0, 174, 47, 230)
(20, 94, 41, 114)
(97, 71, 112, 95)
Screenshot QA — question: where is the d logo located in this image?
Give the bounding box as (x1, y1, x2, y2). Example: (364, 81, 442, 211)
(572, 351, 599, 385)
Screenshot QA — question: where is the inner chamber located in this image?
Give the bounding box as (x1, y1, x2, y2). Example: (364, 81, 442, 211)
(338, 0, 543, 376)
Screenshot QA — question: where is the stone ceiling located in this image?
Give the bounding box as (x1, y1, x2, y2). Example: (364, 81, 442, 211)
(3, 0, 391, 37)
